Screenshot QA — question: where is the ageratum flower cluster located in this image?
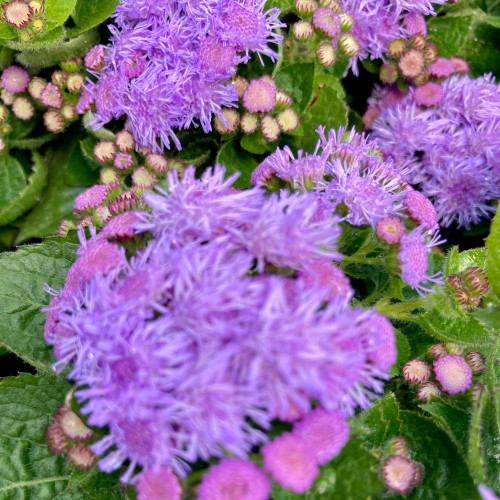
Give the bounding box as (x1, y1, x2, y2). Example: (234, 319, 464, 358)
(252, 126, 444, 295)
(44, 165, 396, 486)
(368, 74, 500, 228)
(84, 0, 284, 151)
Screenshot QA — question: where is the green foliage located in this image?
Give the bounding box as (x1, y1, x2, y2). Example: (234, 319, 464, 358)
(70, 0, 120, 36)
(0, 152, 48, 226)
(216, 138, 259, 189)
(0, 239, 78, 371)
(274, 63, 315, 113)
(265, 0, 295, 15)
(485, 207, 500, 303)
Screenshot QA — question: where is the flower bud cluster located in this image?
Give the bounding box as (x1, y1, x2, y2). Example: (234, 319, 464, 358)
(61, 129, 186, 233)
(446, 266, 490, 310)
(46, 395, 97, 471)
(213, 75, 300, 143)
(382, 437, 424, 495)
(0, 63, 83, 144)
(1, 0, 46, 42)
(403, 344, 486, 399)
(290, 0, 359, 68)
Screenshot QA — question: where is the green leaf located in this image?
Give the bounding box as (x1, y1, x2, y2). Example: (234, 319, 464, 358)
(0, 373, 86, 500)
(293, 85, 347, 152)
(444, 246, 487, 276)
(486, 207, 500, 302)
(70, 0, 119, 36)
(350, 393, 401, 449)
(0, 22, 17, 40)
(215, 139, 258, 189)
(306, 440, 384, 499)
(420, 402, 471, 457)
(66, 141, 99, 186)
(0, 239, 78, 371)
(389, 330, 411, 377)
(418, 310, 493, 346)
(16, 29, 100, 70)
(265, 0, 294, 15)
(240, 132, 276, 155)
(484, 15, 500, 27)
(400, 411, 479, 500)
(44, 0, 78, 25)
(274, 63, 315, 113)
(15, 147, 85, 244)
(0, 152, 49, 226)
(8, 134, 55, 150)
(0, 153, 26, 211)
(426, 15, 473, 57)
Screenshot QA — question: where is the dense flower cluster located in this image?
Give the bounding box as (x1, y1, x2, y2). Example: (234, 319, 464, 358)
(368, 74, 500, 228)
(44, 165, 396, 487)
(82, 0, 284, 151)
(252, 126, 444, 294)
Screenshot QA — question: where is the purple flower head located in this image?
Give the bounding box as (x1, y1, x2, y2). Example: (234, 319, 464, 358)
(434, 354, 473, 394)
(428, 58, 455, 79)
(85, 45, 106, 71)
(393, 0, 444, 15)
(262, 433, 319, 494)
(198, 35, 238, 76)
(313, 7, 340, 38)
(41, 83, 63, 109)
(397, 225, 444, 294)
(1, 66, 30, 94)
(377, 216, 406, 244)
(198, 458, 270, 500)
(92, 72, 129, 126)
(242, 78, 276, 113)
(293, 407, 349, 465)
(414, 82, 444, 107)
(403, 189, 438, 230)
(403, 12, 427, 36)
(136, 467, 181, 500)
(73, 185, 109, 212)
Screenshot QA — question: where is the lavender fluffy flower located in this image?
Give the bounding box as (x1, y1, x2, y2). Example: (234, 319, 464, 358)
(369, 74, 500, 227)
(88, 0, 284, 151)
(44, 164, 394, 482)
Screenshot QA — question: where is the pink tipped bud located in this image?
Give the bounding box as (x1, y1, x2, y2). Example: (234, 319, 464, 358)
(466, 351, 485, 374)
(277, 107, 300, 133)
(145, 152, 169, 173)
(450, 56, 469, 74)
(463, 266, 489, 296)
(403, 359, 431, 383)
(1, 89, 14, 105)
(60, 410, 93, 441)
(113, 152, 135, 171)
(241, 113, 259, 134)
(404, 12, 427, 36)
(232, 75, 248, 99)
(12, 96, 34, 121)
(403, 190, 438, 229)
(294, 0, 318, 14)
(410, 34, 427, 50)
(40, 83, 63, 108)
(31, 18, 45, 34)
(261, 115, 281, 142)
(95, 206, 112, 225)
(471, 382, 484, 402)
(434, 354, 473, 394)
(46, 421, 69, 454)
(379, 63, 399, 83)
(243, 78, 277, 113)
(100, 168, 119, 185)
(28, 0, 43, 13)
(398, 50, 425, 78)
(293, 20, 314, 40)
(383, 456, 423, 494)
(74, 184, 109, 213)
(276, 90, 293, 107)
(60, 56, 82, 73)
(51, 70, 67, 88)
(108, 190, 141, 215)
(316, 42, 337, 66)
(446, 343, 463, 355)
(58, 219, 75, 236)
(43, 110, 64, 133)
(132, 166, 156, 190)
(101, 211, 143, 241)
(455, 288, 480, 310)
(313, 7, 340, 38)
(339, 12, 354, 31)
(338, 33, 359, 57)
(388, 39, 407, 58)
(3, 1, 32, 28)
(115, 129, 135, 152)
(0, 104, 8, 123)
(319, 0, 341, 13)
(417, 382, 441, 401)
(388, 436, 410, 456)
(84, 45, 106, 72)
(93, 140, 117, 163)
(428, 57, 455, 78)
(1, 66, 30, 94)
(213, 108, 240, 134)
(67, 444, 98, 471)
(423, 43, 439, 64)
(376, 217, 406, 244)
(446, 274, 463, 291)
(66, 73, 84, 93)
(429, 344, 448, 359)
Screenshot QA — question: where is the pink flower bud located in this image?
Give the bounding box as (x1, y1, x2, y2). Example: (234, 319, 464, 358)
(434, 354, 473, 394)
(403, 359, 431, 383)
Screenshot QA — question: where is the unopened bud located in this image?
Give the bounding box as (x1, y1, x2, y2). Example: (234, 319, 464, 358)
(319, 0, 341, 13)
(67, 444, 98, 471)
(423, 43, 439, 64)
(462, 266, 489, 296)
(46, 421, 69, 454)
(100, 167, 119, 185)
(31, 17, 45, 34)
(0, 104, 8, 123)
(410, 34, 426, 50)
(417, 382, 441, 401)
(12, 96, 34, 121)
(60, 410, 94, 441)
(18, 28, 34, 43)
(261, 115, 281, 142)
(338, 33, 359, 57)
(132, 166, 157, 190)
(383, 456, 423, 494)
(213, 108, 240, 134)
(446, 274, 462, 291)
(60, 102, 77, 122)
(276, 90, 293, 107)
(339, 12, 354, 31)
(379, 63, 398, 83)
(428, 344, 448, 359)
(398, 49, 425, 78)
(294, 0, 318, 15)
(388, 38, 407, 58)
(108, 190, 141, 215)
(403, 359, 431, 383)
(232, 75, 248, 99)
(145, 153, 169, 173)
(58, 219, 75, 237)
(60, 57, 82, 73)
(29, 0, 43, 13)
(115, 129, 135, 153)
(316, 42, 337, 66)
(413, 71, 429, 86)
(93, 140, 117, 163)
(43, 110, 64, 133)
(434, 354, 472, 395)
(66, 73, 84, 93)
(293, 20, 314, 40)
(3, 1, 32, 28)
(388, 437, 409, 456)
(241, 113, 259, 134)
(466, 351, 485, 374)
(277, 107, 300, 132)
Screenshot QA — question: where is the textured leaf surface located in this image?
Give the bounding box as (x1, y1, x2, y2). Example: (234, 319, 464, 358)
(486, 208, 500, 302)
(0, 239, 78, 371)
(71, 0, 119, 35)
(216, 139, 259, 189)
(274, 63, 314, 113)
(0, 153, 26, 211)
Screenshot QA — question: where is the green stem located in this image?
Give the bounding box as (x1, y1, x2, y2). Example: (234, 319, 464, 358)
(375, 298, 425, 320)
(341, 256, 382, 265)
(271, 29, 285, 78)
